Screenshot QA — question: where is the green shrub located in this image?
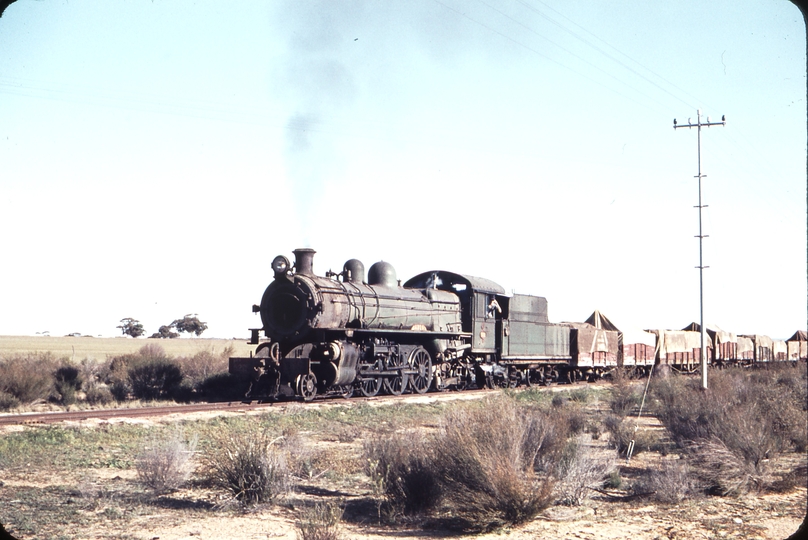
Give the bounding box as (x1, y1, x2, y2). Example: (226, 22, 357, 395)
(110, 380, 130, 402)
(174, 346, 233, 388)
(54, 365, 83, 405)
(608, 380, 641, 417)
(199, 372, 245, 401)
(363, 432, 440, 516)
(129, 360, 183, 401)
(0, 390, 20, 410)
(84, 384, 114, 405)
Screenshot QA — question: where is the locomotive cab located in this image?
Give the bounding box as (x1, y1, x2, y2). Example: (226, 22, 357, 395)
(403, 270, 505, 354)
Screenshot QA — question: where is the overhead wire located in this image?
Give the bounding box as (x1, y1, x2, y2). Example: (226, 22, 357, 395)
(429, 0, 670, 116)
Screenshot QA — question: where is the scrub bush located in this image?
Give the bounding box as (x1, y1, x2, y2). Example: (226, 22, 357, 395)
(650, 365, 807, 495)
(363, 397, 561, 532)
(137, 430, 198, 494)
(0, 353, 57, 406)
(203, 427, 290, 505)
(54, 365, 83, 405)
(295, 501, 344, 540)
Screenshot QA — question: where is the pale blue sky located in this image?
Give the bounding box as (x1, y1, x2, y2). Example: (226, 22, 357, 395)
(0, 0, 805, 340)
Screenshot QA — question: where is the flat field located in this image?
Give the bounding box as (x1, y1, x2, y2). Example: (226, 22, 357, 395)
(0, 335, 254, 360)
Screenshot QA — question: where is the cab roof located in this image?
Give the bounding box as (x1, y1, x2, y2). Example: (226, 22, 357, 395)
(404, 270, 506, 295)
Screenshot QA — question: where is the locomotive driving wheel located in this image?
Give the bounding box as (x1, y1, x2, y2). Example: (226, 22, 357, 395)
(408, 347, 433, 394)
(359, 358, 383, 397)
(296, 372, 317, 402)
(384, 359, 409, 396)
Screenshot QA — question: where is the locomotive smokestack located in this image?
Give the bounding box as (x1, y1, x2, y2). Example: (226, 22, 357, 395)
(293, 248, 316, 275)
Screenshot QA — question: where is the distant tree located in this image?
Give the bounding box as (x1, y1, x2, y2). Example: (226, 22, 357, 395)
(172, 314, 208, 337)
(150, 325, 179, 339)
(118, 318, 146, 338)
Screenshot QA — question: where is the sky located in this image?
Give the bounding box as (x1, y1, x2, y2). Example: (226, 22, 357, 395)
(0, 0, 805, 341)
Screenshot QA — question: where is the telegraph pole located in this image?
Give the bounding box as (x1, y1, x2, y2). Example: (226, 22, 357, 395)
(673, 110, 725, 390)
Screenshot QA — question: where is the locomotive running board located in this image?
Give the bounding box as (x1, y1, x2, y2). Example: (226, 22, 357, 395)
(346, 328, 470, 339)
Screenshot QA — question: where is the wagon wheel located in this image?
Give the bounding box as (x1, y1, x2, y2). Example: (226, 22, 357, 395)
(408, 347, 433, 394)
(296, 372, 317, 402)
(359, 358, 383, 397)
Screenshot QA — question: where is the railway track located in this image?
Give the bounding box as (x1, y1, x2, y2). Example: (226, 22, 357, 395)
(0, 386, 511, 427)
(0, 378, 619, 428)
(0, 401, 279, 427)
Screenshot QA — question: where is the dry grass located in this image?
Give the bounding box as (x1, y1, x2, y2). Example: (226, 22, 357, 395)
(0, 335, 253, 361)
(136, 430, 198, 494)
(554, 434, 617, 506)
(295, 501, 344, 540)
(632, 458, 697, 503)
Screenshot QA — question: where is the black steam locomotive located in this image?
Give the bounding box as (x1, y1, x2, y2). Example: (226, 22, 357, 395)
(229, 248, 593, 401)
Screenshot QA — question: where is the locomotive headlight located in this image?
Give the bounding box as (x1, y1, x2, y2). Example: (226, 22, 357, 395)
(272, 255, 291, 278)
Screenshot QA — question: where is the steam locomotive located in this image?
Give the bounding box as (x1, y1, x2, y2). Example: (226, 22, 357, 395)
(229, 248, 611, 401)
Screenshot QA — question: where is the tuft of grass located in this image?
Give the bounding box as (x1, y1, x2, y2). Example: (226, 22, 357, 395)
(295, 501, 344, 540)
(632, 458, 696, 504)
(553, 434, 617, 506)
(136, 430, 198, 494)
(202, 426, 290, 505)
(602, 415, 659, 458)
(685, 437, 765, 496)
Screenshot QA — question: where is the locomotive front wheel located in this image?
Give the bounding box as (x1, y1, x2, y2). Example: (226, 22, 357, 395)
(296, 372, 317, 402)
(408, 347, 433, 394)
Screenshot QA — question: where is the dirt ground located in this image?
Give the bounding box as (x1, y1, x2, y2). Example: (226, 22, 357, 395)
(64, 473, 808, 540)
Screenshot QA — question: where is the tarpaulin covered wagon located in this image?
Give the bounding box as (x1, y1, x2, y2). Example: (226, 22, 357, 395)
(737, 335, 755, 362)
(647, 329, 713, 368)
(772, 339, 788, 361)
(786, 330, 807, 361)
(682, 322, 737, 365)
(567, 321, 619, 370)
(622, 328, 656, 367)
(741, 334, 773, 363)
